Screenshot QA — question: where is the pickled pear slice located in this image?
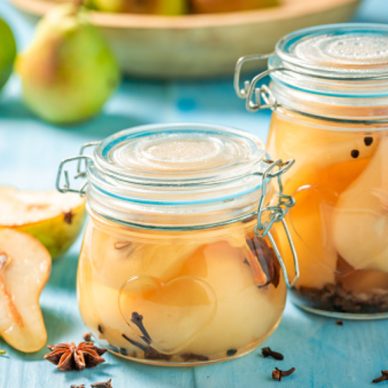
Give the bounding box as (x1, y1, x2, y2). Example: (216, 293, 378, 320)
(178, 241, 286, 355)
(89, 223, 256, 289)
(268, 114, 380, 175)
(90, 227, 204, 288)
(0, 188, 85, 259)
(333, 137, 388, 272)
(0, 229, 51, 352)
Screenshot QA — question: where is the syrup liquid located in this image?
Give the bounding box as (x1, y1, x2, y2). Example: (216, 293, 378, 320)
(267, 111, 388, 315)
(77, 216, 286, 365)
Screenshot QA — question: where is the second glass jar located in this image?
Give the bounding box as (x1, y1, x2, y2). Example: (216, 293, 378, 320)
(236, 23, 388, 319)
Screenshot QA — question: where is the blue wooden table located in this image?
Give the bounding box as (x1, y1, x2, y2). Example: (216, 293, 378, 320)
(0, 1, 387, 387)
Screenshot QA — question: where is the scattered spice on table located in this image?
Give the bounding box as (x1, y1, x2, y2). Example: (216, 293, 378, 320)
(44, 341, 106, 371)
(83, 333, 93, 342)
(272, 367, 296, 381)
(262, 347, 284, 360)
(91, 378, 113, 388)
(372, 370, 388, 384)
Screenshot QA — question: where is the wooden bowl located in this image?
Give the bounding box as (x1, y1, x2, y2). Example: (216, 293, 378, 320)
(11, 0, 360, 79)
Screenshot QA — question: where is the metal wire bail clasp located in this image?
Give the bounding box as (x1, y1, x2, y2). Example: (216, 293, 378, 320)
(256, 159, 300, 288)
(56, 142, 98, 195)
(234, 53, 283, 112)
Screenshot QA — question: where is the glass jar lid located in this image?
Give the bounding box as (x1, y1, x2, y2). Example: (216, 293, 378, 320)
(269, 23, 388, 99)
(95, 123, 265, 190)
(58, 123, 278, 229)
(235, 24, 388, 121)
(275, 23, 388, 78)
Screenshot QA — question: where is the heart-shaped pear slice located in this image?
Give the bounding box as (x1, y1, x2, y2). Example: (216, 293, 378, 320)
(119, 275, 216, 355)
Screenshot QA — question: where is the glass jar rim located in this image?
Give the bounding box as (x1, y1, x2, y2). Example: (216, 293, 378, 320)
(275, 23, 388, 78)
(269, 23, 388, 99)
(89, 123, 267, 206)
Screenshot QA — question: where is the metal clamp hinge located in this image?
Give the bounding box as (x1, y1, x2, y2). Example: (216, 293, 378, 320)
(256, 159, 299, 287)
(56, 141, 99, 195)
(234, 53, 283, 112)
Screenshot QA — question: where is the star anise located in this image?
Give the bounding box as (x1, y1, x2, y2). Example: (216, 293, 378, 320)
(44, 342, 106, 371)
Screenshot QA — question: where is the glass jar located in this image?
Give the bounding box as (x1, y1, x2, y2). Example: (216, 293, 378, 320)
(56, 123, 298, 366)
(235, 23, 388, 319)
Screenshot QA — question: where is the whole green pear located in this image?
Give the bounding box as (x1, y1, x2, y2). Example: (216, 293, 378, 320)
(0, 17, 16, 91)
(16, 3, 120, 124)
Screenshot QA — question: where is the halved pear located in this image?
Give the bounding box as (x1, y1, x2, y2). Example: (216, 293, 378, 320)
(0, 188, 85, 259)
(0, 229, 51, 352)
(333, 137, 388, 272)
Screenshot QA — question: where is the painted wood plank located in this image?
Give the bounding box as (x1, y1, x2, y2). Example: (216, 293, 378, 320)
(0, 1, 387, 387)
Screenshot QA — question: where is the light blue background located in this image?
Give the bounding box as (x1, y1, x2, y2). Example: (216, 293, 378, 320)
(0, 1, 387, 387)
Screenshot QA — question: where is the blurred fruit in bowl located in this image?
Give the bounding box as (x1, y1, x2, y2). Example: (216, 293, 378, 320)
(0, 229, 51, 353)
(92, 0, 187, 14)
(0, 17, 16, 92)
(0, 187, 85, 259)
(191, 0, 278, 13)
(10, 0, 360, 78)
(16, 2, 120, 124)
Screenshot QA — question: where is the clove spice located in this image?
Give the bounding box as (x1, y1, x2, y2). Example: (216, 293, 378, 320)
(122, 312, 171, 361)
(91, 379, 113, 388)
(131, 312, 152, 344)
(372, 370, 388, 384)
(262, 347, 284, 360)
(97, 324, 104, 335)
(226, 349, 237, 357)
(63, 211, 74, 225)
(272, 367, 296, 381)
